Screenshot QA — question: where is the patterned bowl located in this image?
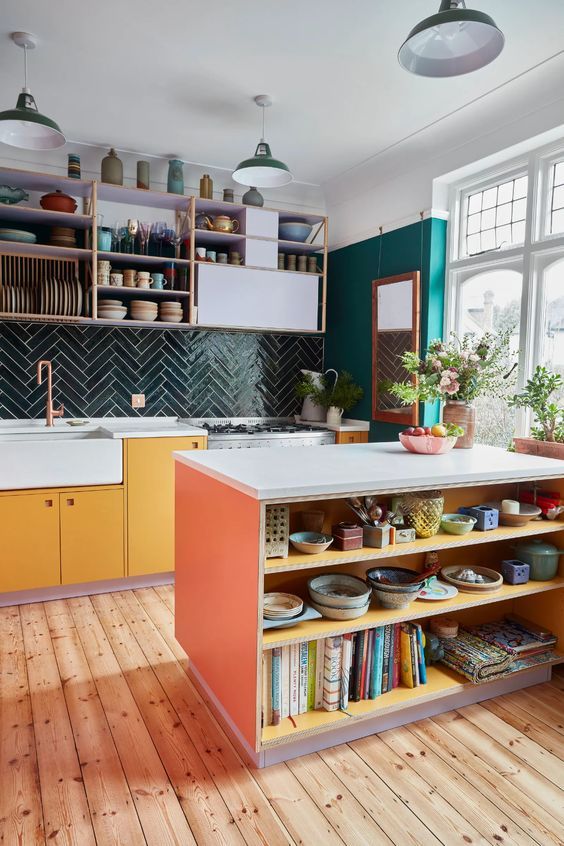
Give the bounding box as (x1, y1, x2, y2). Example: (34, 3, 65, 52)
(366, 566, 425, 609)
(399, 433, 457, 454)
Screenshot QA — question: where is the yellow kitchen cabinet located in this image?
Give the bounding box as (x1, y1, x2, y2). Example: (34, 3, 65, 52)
(334, 431, 369, 444)
(126, 436, 206, 576)
(60, 489, 124, 584)
(0, 492, 60, 591)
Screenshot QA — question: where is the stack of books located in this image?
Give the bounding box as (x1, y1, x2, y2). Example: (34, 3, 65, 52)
(262, 623, 427, 727)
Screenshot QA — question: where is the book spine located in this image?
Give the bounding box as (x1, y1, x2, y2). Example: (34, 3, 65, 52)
(262, 650, 273, 726)
(340, 633, 353, 710)
(314, 639, 324, 710)
(299, 642, 309, 715)
(416, 625, 427, 685)
(280, 646, 290, 719)
(409, 626, 419, 687)
(393, 624, 401, 689)
(381, 626, 391, 692)
(359, 630, 369, 699)
(323, 636, 342, 711)
(349, 634, 357, 700)
(271, 647, 281, 725)
(352, 630, 365, 701)
(369, 627, 383, 699)
(363, 630, 374, 700)
(387, 625, 396, 692)
(307, 641, 317, 711)
(400, 624, 414, 689)
(289, 643, 300, 717)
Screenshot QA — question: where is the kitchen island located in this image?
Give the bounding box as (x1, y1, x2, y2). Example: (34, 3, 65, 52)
(174, 442, 564, 767)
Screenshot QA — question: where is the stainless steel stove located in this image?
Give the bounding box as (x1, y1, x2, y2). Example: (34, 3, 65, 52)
(183, 417, 335, 449)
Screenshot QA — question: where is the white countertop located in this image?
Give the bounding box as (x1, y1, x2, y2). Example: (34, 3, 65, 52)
(0, 416, 207, 440)
(295, 417, 370, 433)
(173, 442, 564, 500)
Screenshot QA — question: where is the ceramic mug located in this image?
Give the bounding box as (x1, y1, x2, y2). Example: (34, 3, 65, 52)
(229, 251, 241, 265)
(123, 269, 137, 287)
(151, 273, 167, 290)
(98, 260, 111, 273)
(217, 253, 228, 264)
(195, 247, 206, 260)
(110, 272, 123, 287)
(297, 255, 307, 272)
(206, 250, 216, 262)
(137, 279, 151, 289)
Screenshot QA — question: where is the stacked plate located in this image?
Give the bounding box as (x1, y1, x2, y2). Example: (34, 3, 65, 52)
(308, 573, 371, 620)
(130, 299, 158, 322)
(98, 299, 127, 320)
(263, 592, 303, 620)
(0, 228, 36, 244)
(159, 301, 183, 323)
(50, 226, 77, 248)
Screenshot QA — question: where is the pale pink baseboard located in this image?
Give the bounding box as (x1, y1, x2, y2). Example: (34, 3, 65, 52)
(0, 572, 174, 606)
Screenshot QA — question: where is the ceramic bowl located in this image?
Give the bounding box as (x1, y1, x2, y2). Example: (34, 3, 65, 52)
(399, 433, 457, 454)
(366, 566, 425, 609)
(308, 573, 371, 609)
(278, 221, 313, 242)
(263, 592, 303, 620)
(440, 565, 503, 592)
(483, 501, 542, 527)
(310, 599, 370, 621)
(0, 228, 37, 244)
(40, 190, 77, 213)
(289, 531, 333, 554)
(440, 513, 477, 535)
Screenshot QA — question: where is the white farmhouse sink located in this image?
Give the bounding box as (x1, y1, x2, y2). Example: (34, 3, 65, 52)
(0, 430, 123, 490)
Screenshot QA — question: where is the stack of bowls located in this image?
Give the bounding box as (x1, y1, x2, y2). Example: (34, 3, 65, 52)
(159, 301, 183, 323)
(130, 300, 158, 322)
(50, 226, 77, 247)
(97, 299, 127, 320)
(366, 566, 425, 609)
(307, 573, 371, 620)
(263, 593, 303, 620)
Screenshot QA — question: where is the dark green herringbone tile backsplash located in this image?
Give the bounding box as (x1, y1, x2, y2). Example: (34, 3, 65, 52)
(0, 323, 323, 419)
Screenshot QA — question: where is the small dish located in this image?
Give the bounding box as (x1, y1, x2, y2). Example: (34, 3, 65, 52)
(483, 501, 542, 527)
(289, 532, 333, 554)
(308, 573, 371, 609)
(263, 592, 303, 620)
(440, 513, 477, 535)
(440, 565, 503, 593)
(309, 599, 370, 621)
(417, 577, 459, 600)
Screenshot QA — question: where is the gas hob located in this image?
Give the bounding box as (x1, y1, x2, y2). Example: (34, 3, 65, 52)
(183, 417, 335, 449)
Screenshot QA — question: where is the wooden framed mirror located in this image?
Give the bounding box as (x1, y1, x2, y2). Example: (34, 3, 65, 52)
(372, 271, 420, 425)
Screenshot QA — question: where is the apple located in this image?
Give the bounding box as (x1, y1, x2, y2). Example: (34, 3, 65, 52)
(413, 427, 425, 436)
(424, 427, 432, 435)
(404, 427, 415, 435)
(431, 423, 447, 437)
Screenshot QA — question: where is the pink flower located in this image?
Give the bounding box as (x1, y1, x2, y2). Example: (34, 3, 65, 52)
(469, 353, 480, 362)
(432, 358, 442, 370)
(445, 381, 460, 395)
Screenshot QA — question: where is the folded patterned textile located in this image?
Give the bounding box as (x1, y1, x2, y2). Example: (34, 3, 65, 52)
(439, 631, 513, 683)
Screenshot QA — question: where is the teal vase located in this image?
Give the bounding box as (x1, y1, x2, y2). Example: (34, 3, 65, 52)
(167, 159, 184, 195)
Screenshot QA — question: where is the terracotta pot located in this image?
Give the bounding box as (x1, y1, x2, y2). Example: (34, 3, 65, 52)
(513, 437, 564, 460)
(442, 400, 476, 449)
(40, 190, 77, 213)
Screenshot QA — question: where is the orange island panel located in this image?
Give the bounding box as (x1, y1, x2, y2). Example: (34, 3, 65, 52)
(175, 461, 262, 751)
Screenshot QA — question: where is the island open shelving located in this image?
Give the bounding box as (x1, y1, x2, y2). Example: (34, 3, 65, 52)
(173, 442, 564, 767)
(0, 165, 327, 333)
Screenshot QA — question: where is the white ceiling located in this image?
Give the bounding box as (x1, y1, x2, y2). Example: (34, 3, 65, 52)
(1, 1, 564, 186)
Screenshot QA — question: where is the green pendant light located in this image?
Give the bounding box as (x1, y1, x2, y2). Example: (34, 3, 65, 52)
(0, 32, 65, 150)
(398, 1, 504, 77)
(232, 95, 292, 188)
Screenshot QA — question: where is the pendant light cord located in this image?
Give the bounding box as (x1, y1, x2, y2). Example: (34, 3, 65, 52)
(23, 44, 29, 92)
(261, 104, 266, 142)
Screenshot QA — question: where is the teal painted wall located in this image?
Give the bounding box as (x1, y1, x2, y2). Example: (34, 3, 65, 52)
(325, 217, 447, 441)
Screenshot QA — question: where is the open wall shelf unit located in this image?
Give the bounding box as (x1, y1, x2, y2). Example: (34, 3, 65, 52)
(174, 453, 564, 767)
(0, 166, 327, 334)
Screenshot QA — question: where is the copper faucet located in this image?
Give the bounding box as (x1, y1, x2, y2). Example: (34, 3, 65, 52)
(36, 360, 64, 427)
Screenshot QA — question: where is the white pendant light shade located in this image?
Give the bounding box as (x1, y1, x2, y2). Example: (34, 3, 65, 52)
(0, 33, 65, 150)
(398, 1, 504, 78)
(232, 96, 292, 188)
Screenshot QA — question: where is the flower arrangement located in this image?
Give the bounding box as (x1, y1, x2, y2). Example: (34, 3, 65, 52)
(295, 370, 364, 412)
(390, 331, 515, 406)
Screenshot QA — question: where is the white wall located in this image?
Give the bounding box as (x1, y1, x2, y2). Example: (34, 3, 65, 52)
(324, 54, 564, 250)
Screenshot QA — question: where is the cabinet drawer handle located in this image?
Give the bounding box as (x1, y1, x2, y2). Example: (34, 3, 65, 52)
(44, 499, 53, 508)
(66, 498, 75, 506)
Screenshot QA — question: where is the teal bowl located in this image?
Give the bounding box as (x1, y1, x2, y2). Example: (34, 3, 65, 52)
(441, 513, 477, 535)
(290, 531, 333, 554)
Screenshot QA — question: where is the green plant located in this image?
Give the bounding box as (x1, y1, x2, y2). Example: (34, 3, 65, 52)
(509, 366, 564, 443)
(295, 370, 363, 411)
(390, 331, 515, 405)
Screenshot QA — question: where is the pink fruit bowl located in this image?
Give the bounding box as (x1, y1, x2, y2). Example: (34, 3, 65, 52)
(399, 433, 457, 455)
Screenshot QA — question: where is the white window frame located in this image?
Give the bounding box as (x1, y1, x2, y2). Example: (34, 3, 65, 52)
(446, 138, 564, 437)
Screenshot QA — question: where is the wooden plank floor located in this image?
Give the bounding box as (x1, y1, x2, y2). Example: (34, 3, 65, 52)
(1, 586, 563, 846)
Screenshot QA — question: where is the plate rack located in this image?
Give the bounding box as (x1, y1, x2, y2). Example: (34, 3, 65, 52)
(0, 254, 84, 319)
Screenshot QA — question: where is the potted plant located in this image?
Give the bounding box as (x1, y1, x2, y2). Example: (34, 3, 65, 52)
(295, 370, 364, 425)
(389, 331, 514, 449)
(509, 366, 564, 459)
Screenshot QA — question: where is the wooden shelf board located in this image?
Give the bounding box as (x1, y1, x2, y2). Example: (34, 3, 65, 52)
(0, 312, 84, 324)
(195, 196, 326, 225)
(0, 241, 91, 259)
(92, 317, 192, 328)
(97, 250, 191, 267)
(96, 285, 190, 299)
(0, 167, 93, 197)
(96, 182, 191, 211)
(195, 260, 322, 276)
(193, 228, 246, 246)
(265, 519, 564, 573)
(262, 576, 564, 648)
(0, 205, 92, 229)
(261, 654, 564, 746)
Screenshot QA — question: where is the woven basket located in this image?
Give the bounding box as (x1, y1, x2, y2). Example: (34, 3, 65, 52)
(400, 490, 444, 539)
